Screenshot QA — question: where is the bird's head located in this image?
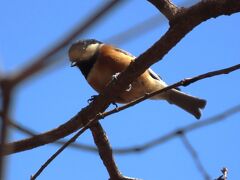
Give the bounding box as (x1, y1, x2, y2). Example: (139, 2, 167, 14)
(68, 39, 102, 67)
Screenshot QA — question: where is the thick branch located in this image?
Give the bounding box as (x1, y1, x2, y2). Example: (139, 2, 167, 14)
(148, 0, 179, 20)
(4, 0, 240, 155)
(0, 79, 13, 179)
(5, 63, 240, 155)
(90, 123, 124, 179)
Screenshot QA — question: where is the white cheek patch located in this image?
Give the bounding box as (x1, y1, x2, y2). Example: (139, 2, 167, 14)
(76, 43, 103, 63)
(82, 44, 101, 59)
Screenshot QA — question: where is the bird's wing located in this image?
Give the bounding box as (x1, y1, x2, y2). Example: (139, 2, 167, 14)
(114, 48, 136, 59)
(114, 48, 164, 81)
(148, 68, 162, 81)
(148, 68, 182, 91)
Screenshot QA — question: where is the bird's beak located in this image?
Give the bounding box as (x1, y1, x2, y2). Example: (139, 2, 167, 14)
(71, 62, 77, 67)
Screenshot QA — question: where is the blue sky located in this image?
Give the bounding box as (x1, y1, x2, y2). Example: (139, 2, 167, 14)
(1, 0, 240, 180)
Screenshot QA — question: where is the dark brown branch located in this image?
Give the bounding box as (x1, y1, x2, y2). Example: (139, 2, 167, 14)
(31, 104, 240, 155)
(30, 121, 93, 180)
(9, 103, 240, 155)
(4, 0, 240, 156)
(31, 118, 137, 180)
(84, 104, 240, 155)
(5, 63, 240, 156)
(30, 103, 240, 179)
(148, 0, 180, 20)
(89, 122, 133, 180)
(98, 64, 240, 121)
(9, 119, 98, 152)
(0, 79, 13, 179)
(180, 133, 210, 180)
(9, 0, 122, 86)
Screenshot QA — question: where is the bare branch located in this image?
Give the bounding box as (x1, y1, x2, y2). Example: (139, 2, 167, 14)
(8, 103, 240, 155)
(89, 122, 136, 180)
(30, 104, 240, 179)
(108, 104, 240, 154)
(0, 79, 13, 179)
(31, 118, 138, 180)
(4, 63, 240, 155)
(148, 0, 180, 20)
(180, 133, 210, 180)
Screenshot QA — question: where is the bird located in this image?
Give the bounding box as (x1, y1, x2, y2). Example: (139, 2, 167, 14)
(68, 39, 206, 119)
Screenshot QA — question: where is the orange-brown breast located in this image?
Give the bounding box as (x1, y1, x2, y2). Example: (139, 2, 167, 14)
(87, 44, 157, 103)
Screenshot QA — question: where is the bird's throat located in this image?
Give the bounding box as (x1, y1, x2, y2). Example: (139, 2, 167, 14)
(76, 50, 99, 79)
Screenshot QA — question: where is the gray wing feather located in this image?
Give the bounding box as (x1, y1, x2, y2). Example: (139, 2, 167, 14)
(148, 68, 162, 80)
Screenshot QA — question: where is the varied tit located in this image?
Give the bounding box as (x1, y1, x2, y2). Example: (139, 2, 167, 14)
(68, 39, 206, 119)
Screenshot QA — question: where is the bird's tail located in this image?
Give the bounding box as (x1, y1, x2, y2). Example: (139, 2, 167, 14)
(165, 89, 206, 119)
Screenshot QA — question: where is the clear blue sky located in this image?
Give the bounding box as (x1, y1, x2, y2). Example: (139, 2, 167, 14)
(1, 0, 240, 180)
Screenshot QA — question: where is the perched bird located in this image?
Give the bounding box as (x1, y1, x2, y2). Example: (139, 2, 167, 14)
(68, 39, 206, 119)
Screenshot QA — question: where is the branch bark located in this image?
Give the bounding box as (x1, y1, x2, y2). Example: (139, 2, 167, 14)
(0, 79, 13, 179)
(148, 0, 180, 20)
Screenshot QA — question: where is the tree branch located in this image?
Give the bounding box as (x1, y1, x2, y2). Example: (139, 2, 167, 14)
(148, 0, 180, 20)
(30, 103, 240, 179)
(180, 133, 210, 180)
(108, 104, 240, 154)
(8, 103, 240, 155)
(4, 63, 240, 155)
(0, 79, 13, 179)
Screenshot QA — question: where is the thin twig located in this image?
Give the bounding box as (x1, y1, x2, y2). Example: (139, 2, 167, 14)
(148, 0, 180, 20)
(8, 103, 240, 154)
(180, 133, 211, 180)
(89, 122, 125, 180)
(107, 104, 240, 154)
(30, 122, 92, 180)
(31, 118, 137, 180)
(30, 104, 240, 179)
(97, 64, 240, 121)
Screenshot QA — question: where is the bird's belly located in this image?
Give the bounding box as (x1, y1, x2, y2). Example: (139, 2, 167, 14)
(117, 77, 158, 103)
(87, 67, 166, 103)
